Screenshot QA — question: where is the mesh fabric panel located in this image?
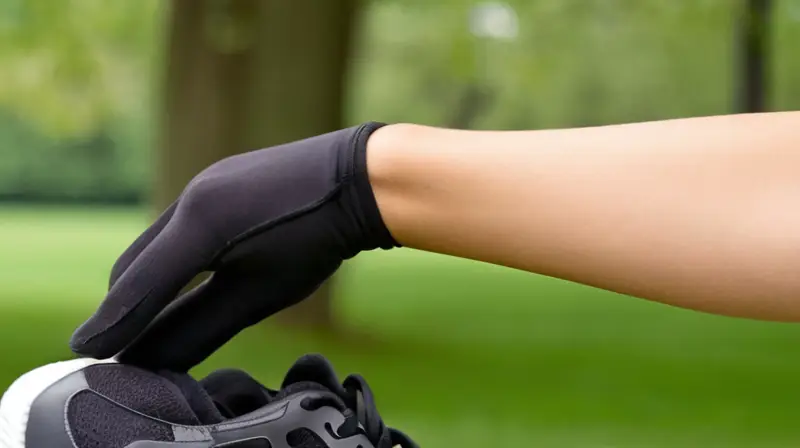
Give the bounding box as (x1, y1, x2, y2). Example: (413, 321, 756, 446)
(67, 390, 174, 448)
(83, 364, 200, 425)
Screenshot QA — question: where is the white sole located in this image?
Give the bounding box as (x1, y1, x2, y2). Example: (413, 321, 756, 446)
(0, 358, 112, 448)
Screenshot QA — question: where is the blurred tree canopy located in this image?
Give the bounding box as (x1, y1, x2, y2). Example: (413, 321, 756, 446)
(1, 0, 799, 203)
(0, 0, 161, 136)
(0, 0, 161, 202)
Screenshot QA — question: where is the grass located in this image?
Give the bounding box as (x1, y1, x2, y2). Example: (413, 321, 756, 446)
(1, 204, 800, 447)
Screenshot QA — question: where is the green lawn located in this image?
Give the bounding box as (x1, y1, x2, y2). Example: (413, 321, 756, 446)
(1, 205, 800, 447)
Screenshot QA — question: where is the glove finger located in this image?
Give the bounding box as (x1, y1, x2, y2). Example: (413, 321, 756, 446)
(117, 269, 281, 371)
(109, 200, 179, 288)
(71, 216, 217, 359)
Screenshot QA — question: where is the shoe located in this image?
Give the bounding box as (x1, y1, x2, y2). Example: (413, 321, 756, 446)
(0, 354, 417, 448)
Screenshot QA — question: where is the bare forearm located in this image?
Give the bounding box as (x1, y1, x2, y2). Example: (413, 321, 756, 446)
(368, 112, 800, 320)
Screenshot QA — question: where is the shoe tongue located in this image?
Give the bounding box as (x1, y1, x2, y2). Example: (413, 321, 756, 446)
(200, 368, 272, 418)
(158, 370, 225, 425)
(272, 354, 348, 409)
(280, 354, 345, 394)
(194, 355, 347, 420)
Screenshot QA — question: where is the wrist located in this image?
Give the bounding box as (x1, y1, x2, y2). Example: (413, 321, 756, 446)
(346, 122, 399, 251)
(365, 123, 431, 249)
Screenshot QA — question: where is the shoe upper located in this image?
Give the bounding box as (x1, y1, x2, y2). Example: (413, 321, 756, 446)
(24, 354, 416, 448)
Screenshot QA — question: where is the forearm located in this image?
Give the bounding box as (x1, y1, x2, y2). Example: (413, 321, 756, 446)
(368, 112, 800, 321)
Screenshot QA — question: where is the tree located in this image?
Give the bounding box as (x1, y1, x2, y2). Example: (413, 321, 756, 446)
(157, 0, 359, 330)
(736, 0, 772, 113)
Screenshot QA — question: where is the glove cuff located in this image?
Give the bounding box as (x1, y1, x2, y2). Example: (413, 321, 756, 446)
(350, 121, 402, 250)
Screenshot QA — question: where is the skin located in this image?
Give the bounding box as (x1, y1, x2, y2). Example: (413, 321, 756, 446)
(367, 112, 800, 321)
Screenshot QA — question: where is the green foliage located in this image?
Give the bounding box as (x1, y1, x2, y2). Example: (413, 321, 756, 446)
(0, 111, 149, 202)
(1, 0, 799, 202)
(351, 0, 743, 128)
(0, 0, 161, 202)
(0, 0, 162, 136)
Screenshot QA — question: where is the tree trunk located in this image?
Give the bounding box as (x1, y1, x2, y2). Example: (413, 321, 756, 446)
(157, 0, 358, 330)
(447, 83, 491, 129)
(735, 0, 772, 113)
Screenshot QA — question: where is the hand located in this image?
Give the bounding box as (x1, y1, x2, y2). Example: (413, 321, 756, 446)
(70, 122, 397, 371)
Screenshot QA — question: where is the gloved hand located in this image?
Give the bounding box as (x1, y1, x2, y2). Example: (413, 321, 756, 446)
(70, 122, 398, 371)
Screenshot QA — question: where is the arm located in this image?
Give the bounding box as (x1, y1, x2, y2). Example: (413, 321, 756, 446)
(368, 112, 800, 321)
(75, 113, 800, 369)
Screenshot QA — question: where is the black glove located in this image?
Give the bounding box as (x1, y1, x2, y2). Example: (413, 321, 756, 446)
(70, 122, 397, 371)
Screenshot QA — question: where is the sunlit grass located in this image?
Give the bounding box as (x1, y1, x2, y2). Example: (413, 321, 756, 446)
(1, 205, 799, 447)
(0, 205, 147, 304)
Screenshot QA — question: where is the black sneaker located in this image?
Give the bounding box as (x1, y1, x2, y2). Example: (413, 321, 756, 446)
(0, 354, 417, 448)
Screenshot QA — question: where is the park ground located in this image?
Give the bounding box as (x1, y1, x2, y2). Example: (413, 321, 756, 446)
(1, 205, 799, 447)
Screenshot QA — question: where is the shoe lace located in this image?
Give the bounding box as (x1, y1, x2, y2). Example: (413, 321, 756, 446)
(304, 374, 419, 448)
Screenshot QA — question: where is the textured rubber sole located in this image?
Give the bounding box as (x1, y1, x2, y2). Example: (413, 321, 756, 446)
(0, 358, 111, 448)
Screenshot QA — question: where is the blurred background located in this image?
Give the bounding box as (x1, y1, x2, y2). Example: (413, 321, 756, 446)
(1, 0, 800, 446)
